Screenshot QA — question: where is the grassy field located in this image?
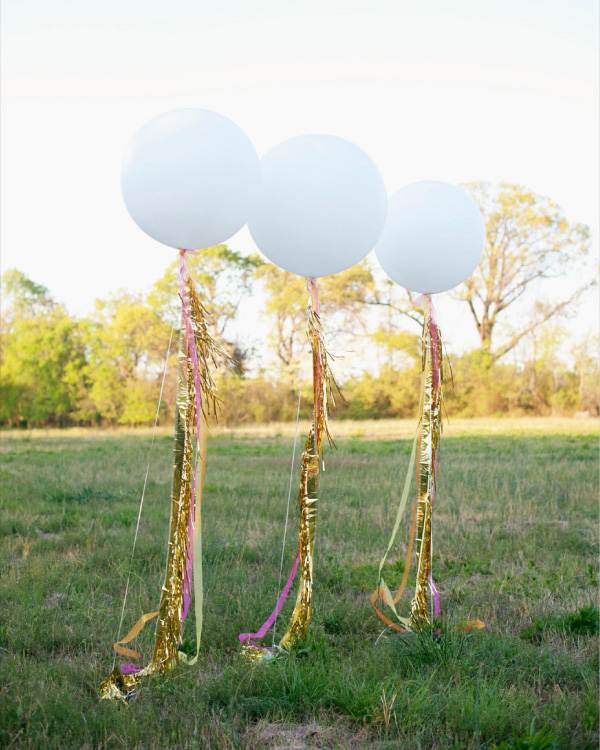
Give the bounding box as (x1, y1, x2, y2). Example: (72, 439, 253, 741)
(0, 420, 598, 749)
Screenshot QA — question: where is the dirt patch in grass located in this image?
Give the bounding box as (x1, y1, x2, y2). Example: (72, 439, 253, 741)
(245, 720, 369, 749)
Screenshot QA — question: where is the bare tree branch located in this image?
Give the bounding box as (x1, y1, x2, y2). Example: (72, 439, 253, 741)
(491, 281, 595, 363)
(458, 182, 592, 362)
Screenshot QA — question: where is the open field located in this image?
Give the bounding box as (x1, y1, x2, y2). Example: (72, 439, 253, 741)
(0, 420, 598, 748)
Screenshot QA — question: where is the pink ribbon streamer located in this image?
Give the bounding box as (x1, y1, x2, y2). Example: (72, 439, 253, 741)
(307, 277, 322, 406)
(238, 553, 301, 644)
(179, 251, 203, 623)
(119, 662, 141, 674)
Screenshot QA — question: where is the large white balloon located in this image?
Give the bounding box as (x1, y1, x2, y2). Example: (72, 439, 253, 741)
(121, 109, 261, 250)
(248, 135, 387, 277)
(375, 181, 486, 294)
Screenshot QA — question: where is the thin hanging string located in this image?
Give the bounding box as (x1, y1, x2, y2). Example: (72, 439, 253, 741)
(111, 325, 175, 670)
(272, 384, 303, 645)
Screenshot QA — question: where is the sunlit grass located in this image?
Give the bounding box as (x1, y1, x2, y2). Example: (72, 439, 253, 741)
(0, 426, 597, 748)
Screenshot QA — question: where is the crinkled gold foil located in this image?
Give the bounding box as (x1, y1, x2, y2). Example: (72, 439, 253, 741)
(409, 309, 443, 629)
(240, 643, 273, 662)
(368, 303, 444, 633)
(277, 302, 337, 650)
(186, 279, 221, 419)
(100, 279, 221, 703)
(99, 667, 143, 702)
(279, 427, 320, 648)
(151, 345, 195, 669)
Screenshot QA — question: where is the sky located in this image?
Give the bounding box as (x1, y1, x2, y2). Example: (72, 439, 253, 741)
(1, 0, 598, 364)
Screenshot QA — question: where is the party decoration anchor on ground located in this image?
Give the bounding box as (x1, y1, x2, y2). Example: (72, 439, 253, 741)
(369, 180, 486, 634)
(369, 294, 443, 632)
(100, 253, 222, 701)
(237, 133, 387, 656)
(99, 106, 487, 697)
(100, 108, 260, 702)
(239, 279, 339, 660)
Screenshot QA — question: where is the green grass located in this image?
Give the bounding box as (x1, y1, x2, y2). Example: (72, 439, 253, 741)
(0, 425, 598, 749)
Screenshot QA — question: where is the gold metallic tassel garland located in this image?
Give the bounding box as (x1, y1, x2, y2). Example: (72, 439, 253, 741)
(370, 297, 443, 632)
(241, 281, 337, 661)
(279, 294, 335, 649)
(100, 274, 220, 702)
(409, 302, 443, 629)
(278, 285, 337, 649)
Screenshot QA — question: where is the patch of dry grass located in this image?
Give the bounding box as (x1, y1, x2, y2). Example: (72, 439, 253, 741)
(1, 416, 597, 442)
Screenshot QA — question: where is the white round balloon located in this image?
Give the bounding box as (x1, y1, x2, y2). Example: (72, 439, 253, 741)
(121, 109, 261, 250)
(248, 134, 387, 277)
(375, 181, 486, 294)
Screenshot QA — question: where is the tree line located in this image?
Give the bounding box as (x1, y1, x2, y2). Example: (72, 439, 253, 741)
(1, 183, 597, 428)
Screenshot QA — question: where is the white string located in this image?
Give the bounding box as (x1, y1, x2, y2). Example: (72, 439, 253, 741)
(430, 513, 434, 625)
(374, 627, 389, 646)
(111, 325, 175, 669)
(271, 384, 302, 645)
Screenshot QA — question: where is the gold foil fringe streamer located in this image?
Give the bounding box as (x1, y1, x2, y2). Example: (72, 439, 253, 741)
(100, 277, 221, 702)
(277, 296, 338, 650)
(409, 306, 443, 629)
(243, 289, 337, 662)
(369, 301, 443, 632)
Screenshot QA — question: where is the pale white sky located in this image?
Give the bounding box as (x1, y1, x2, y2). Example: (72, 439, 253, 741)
(1, 0, 598, 367)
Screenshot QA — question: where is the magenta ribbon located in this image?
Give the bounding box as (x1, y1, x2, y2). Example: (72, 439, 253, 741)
(179, 251, 203, 623)
(238, 553, 301, 645)
(119, 662, 141, 674)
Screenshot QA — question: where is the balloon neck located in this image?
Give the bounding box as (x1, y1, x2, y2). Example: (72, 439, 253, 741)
(307, 278, 320, 314)
(415, 293, 435, 320)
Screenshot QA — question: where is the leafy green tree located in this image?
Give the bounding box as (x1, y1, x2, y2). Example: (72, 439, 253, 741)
(371, 327, 420, 371)
(257, 260, 378, 372)
(460, 183, 593, 365)
(571, 335, 599, 416)
(342, 364, 421, 418)
(0, 270, 87, 426)
(84, 292, 172, 425)
(256, 265, 307, 369)
(149, 245, 260, 336)
(1, 269, 55, 321)
(148, 245, 260, 380)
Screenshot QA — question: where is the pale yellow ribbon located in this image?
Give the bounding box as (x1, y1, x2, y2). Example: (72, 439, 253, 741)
(112, 418, 208, 666)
